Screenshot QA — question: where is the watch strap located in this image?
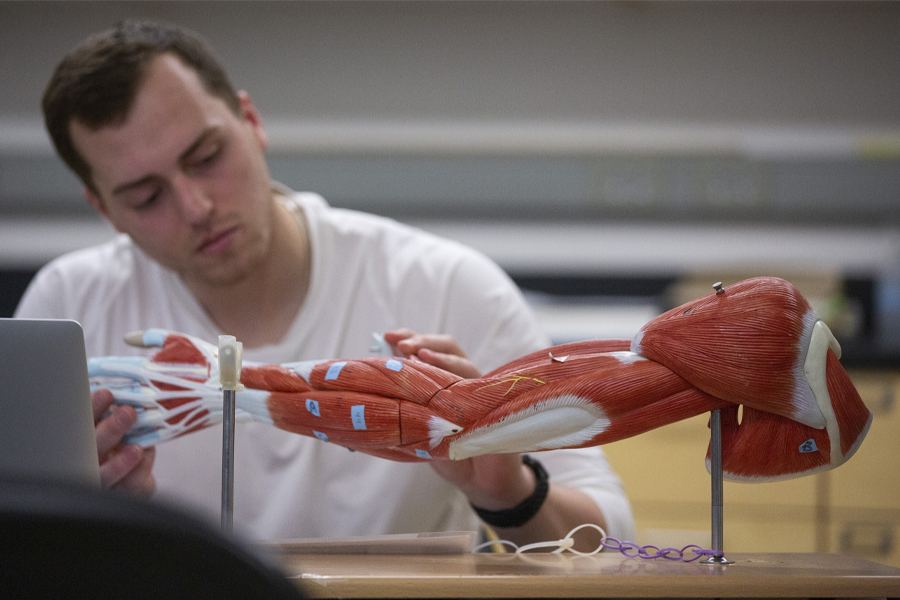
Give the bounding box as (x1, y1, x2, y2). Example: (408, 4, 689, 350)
(470, 454, 549, 529)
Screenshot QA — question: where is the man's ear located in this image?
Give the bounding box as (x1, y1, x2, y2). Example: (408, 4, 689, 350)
(237, 90, 268, 151)
(83, 187, 119, 230)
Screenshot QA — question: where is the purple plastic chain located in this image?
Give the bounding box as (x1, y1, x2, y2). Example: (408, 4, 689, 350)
(600, 537, 723, 562)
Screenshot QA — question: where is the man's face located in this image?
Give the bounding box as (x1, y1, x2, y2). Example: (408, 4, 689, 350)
(70, 53, 275, 288)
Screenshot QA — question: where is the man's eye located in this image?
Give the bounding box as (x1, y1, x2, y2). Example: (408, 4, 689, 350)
(195, 147, 222, 167)
(135, 191, 160, 209)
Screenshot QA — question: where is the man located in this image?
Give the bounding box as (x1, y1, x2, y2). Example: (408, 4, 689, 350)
(17, 20, 634, 548)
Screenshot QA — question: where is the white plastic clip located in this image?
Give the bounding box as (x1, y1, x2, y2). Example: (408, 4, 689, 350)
(218, 335, 245, 391)
(369, 332, 392, 356)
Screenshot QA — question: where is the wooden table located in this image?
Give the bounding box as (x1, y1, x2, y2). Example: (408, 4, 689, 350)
(273, 552, 900, 598)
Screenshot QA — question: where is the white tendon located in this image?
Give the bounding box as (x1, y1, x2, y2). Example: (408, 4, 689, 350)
(790, 309, 830, 430)
(427, 416, 464, 448)
(629, 330, 644, 355)
(282, 360, 329, 383)
(803, 319, 844, 465)
(609, 351, 647, 364)
(448, 394, 610, 460)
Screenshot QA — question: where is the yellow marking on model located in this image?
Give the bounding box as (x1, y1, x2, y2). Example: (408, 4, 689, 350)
(476, 376, 546, 396)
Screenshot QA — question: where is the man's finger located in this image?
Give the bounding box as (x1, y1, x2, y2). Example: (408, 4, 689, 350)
(397, 334, 465, 358)
(113, 446, 157, 498)
(96, 404, 137, 458)
(99, 443, 143, 488)
(383, 328, 415, 344)
(383, 328, 416, 355)
(91, 388, 115, 423)
(417, 348, 482, 379)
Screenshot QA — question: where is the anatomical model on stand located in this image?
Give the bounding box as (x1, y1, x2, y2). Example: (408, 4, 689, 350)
(89, 277, 872, 483)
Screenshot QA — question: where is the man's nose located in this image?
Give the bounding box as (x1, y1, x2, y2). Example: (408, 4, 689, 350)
(172, 175, 213, 224)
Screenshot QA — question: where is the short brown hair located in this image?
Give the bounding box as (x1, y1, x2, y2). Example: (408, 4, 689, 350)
(42, 19, 241, 193)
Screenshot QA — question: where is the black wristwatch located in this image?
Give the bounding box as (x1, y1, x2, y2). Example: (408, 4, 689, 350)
(470, 454, 549, 529)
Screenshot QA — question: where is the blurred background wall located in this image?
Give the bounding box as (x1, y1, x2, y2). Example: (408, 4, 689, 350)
(2, 1, 899, 343)
(2, 0, 900, 566)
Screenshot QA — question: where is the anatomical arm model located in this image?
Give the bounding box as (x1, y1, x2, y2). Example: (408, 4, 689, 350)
(89, 277, 872, 483)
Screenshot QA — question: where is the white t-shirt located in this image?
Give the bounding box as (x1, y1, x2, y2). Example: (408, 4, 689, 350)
(16, 190, 635, 541)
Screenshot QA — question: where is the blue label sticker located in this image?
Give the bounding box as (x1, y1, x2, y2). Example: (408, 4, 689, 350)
(325, 361, 348, 381)
(799, 439, 818, 453)
(385, 359, 403, 372)
(306, 399, 320, 417)
(143, 329, 168, 347)
(313, 431, 329, 442)
(351, 405, 366, 430)
(415, 449, 432, 459)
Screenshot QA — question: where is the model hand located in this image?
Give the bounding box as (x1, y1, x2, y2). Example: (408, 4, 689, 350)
(383, 328, 482, 379)
(92, 388, 156, 498)
(88, 329, 227, 446)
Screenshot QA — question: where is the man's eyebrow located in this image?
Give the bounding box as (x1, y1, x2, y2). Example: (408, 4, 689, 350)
(111, 175, 156, 197)
(110, 127, 221, 197)
(178, 126, 220, 163)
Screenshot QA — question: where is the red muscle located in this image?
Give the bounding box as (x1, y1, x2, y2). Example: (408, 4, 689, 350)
(105, 277, 871, 482)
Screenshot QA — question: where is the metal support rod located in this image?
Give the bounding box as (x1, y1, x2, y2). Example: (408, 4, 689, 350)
(218, 335, 242, 535)
(702, 408, 734, 565)
(221, 388, 236, 534)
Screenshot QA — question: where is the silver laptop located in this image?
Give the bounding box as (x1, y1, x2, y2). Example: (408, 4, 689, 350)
(0, 318, 100, 487)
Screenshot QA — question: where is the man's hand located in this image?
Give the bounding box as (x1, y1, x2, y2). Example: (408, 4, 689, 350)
(382, 329, 533, 508)
(92, 388, 156, 498)
(383, 328, 607, 549)
(383, 328, 482, 379)
(430, 453, 536, 510)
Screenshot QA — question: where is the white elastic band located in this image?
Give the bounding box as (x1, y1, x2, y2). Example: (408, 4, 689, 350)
(473, 523, 608, 555)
